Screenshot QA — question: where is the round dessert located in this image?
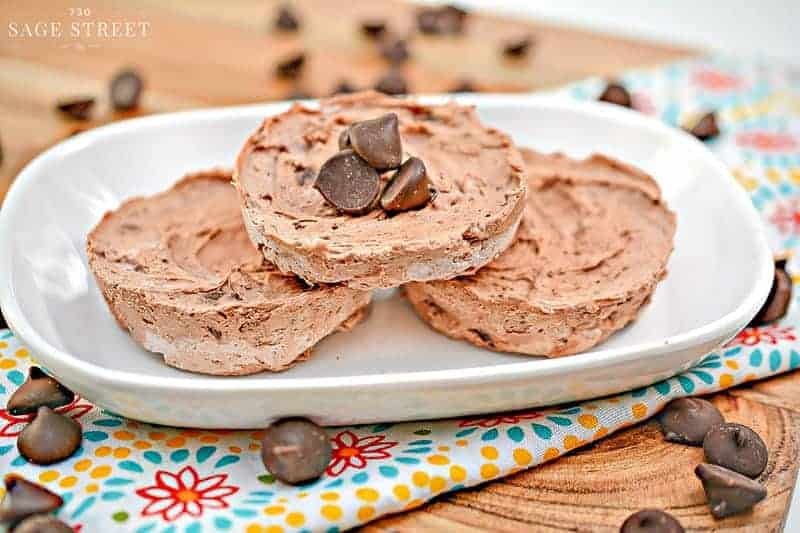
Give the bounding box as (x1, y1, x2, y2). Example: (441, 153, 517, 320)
(404, 149, 676, 357)
(87, 170, 370, 376)
(234, 91, 527, 290)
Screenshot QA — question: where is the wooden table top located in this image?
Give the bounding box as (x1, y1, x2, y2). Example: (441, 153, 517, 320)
(2, 2, 797, 531)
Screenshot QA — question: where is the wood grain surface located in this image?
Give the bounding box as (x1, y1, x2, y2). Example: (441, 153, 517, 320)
(3, 1, 797, 531)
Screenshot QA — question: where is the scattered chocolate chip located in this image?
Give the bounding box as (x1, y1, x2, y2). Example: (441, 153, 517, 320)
(275, 53, 306, 79)
(347, 113, 402, 170)
(417, 4, 467, 35)
(14, 515, 74, 533)
(381, 157, 434, 212)
(360, 19, 386, 39)
(0, 475, 63, 527)
(750, 257, 792, 327)
(374, 70, 408, 95)
(695, 463, 766, 518)
(274, 4, 299, 32)
(619, 509, 684, 533)
(332, 80, 356, 95)
(381, 39, 409, 65)
(314, 149, 381, 215)
(296, 168, 315, 185)
(687, 111, 720, 141)
(503, 35, 534, 58)
(6, 366, 74, 416)
(56, 97, 95, 121)
(17, 406, 82, 465)
(598, 82, 632, 108)
(703, 422, 768, 478)
(0, 309, 6, 329)
(260, 418, 332, 485)
(449, 79, 476, 93)
(657, 398, 724, 446)
(110, 69, 144, 111)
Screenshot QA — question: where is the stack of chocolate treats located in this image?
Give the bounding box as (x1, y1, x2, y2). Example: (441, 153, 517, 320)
(87, 91, 677, 376)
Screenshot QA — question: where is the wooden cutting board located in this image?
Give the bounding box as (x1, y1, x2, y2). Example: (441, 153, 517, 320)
(2, 2, 798, 531)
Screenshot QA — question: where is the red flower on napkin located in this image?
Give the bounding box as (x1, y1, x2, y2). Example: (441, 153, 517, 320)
(327, 430, 397, 476)
(0, 396, 93, 438)
(737, 131, 797, 152)
(691, 69, 743, 92)
(726, 325, 797, 347)
(770, 198, 800, 236)
(135, 466, 238, 522)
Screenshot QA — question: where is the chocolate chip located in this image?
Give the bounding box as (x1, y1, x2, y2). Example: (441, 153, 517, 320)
(449, 79, 476, 93)
(750, 257, 792, 326)
(110, 69, 144, 111)
(314, 149, 381, 215)
(503, 35, 534, 58)
(275, 53, 305, 79)
(56, 97, 95, 121)
(381, 39, 409, 65)
(17, 406, 82, 465)
(14, 515, 74, 533)
(598, 82, 632, 108)
(374, 70, 408, 95)
(381, 157, 434, 212)
(274, 4, 299, 32)
(332, 80, 356, 95)
(695, 463, 766, 518)
(260, 418, 332, 485)
(687, 112, 720, 141)
(703, 422, 767, 478)
(0, 475, 63, 527)
(360, 19, 386, 39)
(348, 113, 402, 170)
(417, 5, 467, 35)
(6, 367, 74, 416)
(620, 509, 684, 533)
(657, 398, 724, 446)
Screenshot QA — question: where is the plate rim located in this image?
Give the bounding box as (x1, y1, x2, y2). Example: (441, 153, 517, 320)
(0, 93, 774, 392)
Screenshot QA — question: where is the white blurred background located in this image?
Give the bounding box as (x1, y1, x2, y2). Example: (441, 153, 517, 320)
(450, 0, 799, 65)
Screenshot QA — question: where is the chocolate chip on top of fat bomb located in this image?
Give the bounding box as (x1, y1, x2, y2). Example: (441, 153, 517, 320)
(417, 4, 468, 35)
(110, 68, 144, 111)
(703, 422, 768, 478)
(314, 149, 381, 215)
(381, 157, 435, 213)
(598, 82, 633, 108)
(56, 97, 95, 121)
(0, 475, 63, 527)
(260, 418, 332, 485)
(657, 398, 724, 446)
(274, 4, 300, 31)
(14, 515, 74, 533)
(346, 112, 403, 170)
(17, 406, 82, 465)
(6, 366, 74, 416)
(695, 463, 767, 519)
(620, 509, 684, 533)
(750, 257, 792, 327)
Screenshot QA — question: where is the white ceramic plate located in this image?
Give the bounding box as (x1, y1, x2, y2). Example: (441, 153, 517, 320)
(0, 94, 773, 428)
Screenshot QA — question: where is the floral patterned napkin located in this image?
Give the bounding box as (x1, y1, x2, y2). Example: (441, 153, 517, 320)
(2, 55, 799, 532)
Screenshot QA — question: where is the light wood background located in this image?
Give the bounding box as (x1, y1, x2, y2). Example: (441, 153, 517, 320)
(2, 1, 797, 531)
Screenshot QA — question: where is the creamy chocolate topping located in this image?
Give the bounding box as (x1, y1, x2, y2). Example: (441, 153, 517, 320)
(87, 171, 369, 375)
(235, 91, 526, 289)
(405, 149, 676, 357)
